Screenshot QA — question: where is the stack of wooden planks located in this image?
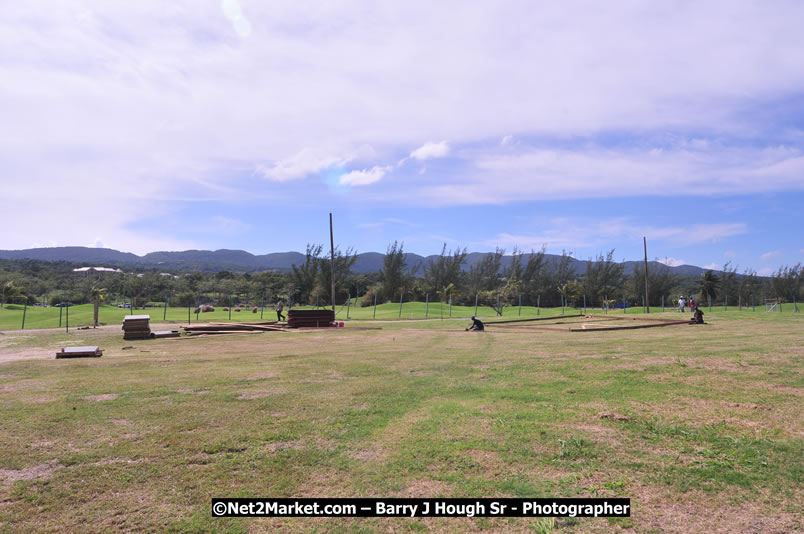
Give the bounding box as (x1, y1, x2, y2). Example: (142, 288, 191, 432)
(123, 315, 152, 340)
(151, 330, 181, 339)
(56, 346, 103, 358)
(287, 309, 335, 328)
(183, 322, 287, 336)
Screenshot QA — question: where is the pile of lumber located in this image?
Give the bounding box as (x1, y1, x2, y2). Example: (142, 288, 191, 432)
(56, 346, 102, 359)
(183, 322, 287, 336)
(123, 315, 151, 340)
(287, 309, 335, 328)
(152, 330, 181, 339)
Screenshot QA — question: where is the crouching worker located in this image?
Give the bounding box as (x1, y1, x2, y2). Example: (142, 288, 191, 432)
(466, 316, 484, 331)
(692, 307, 705, 324)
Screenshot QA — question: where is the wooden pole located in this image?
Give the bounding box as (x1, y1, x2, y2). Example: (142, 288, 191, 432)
(605, 294, 608, 314)
(163, 296, 168, 321)
(347, 292, 351, 319)
(329, 213, 336, 314)
(643, 236, 650, 313)
(373, 293, 377, 319)
(261, 292, 264, 319)
(449, 294, 452, 317)
(59, 304, 63, 327)
(537, 294, 540, 315)
(21, 302, 27, 330)
(497, 294, 501, 316)
(519, 294, 522, 316)
(583, 294, 586, 315)
(474, 294, 478, 316)
(425, 293, 429, 318)
(398, 291, 403, 318)
(229, 295, 232, 320)
(66, 302, 69, 333)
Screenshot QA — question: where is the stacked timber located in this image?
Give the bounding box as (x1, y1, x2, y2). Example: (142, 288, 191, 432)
(56, 346, 103, 359)
(122, 315, 151, 340)
(287, 309, 335, 328)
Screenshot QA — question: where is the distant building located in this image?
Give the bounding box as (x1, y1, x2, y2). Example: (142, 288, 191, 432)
(72, 267, 124, 274)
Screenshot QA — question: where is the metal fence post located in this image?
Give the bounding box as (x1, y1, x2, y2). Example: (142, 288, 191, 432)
(21, 302, 27, 330)
(163, 296, 168, 321)
(537, 294, 540, 315)
(373, 293, 377, 319)
(519, 294, 522, 316)
(583, 294, 586, 315)
(474, 293, 478, 316)
(399, 292, 403, 318)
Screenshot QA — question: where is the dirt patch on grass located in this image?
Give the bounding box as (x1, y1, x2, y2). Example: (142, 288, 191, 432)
(85, 394, 119, 402)
(570, 423, 622, 447)
(265, 440, 302, 453)
(350, 447, 389, 462)
(395, 479, 451, 497)
(237, 388, 286, 400)
(247, 372, 279, 380)
(0, 462, 61, 485)
(633, 484, 801, 534)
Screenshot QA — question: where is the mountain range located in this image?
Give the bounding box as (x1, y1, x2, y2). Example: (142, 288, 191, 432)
(0, 246, 711, 277)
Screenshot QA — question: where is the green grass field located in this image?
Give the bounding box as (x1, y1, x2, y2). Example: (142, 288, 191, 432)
(0, 312, 801, 532)
(1, 300, 801, 331)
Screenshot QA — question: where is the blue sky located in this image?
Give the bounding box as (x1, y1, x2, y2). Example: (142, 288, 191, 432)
(1, 1, 803, 275)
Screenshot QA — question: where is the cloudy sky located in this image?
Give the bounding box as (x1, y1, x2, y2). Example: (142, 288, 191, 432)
(2, 1, 803, 274)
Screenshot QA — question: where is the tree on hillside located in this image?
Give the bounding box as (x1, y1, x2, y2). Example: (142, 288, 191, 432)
(738, 268, 760, 306)
(423, 244, 467, 296)
(467, 247, 505, 295)
(290, 244, 322, 304)
(382, 241, 408, 302)
(698, 270, 721, 302)
(316, 246, 357, 305)
(769, 263, 802, 301)
(582, 249, 625, 306)
(521, 247, 547, 304)
(720, 262, 739, 304)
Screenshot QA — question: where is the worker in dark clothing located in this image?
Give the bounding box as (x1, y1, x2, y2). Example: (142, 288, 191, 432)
(693, 307, 704, 324)
(466, 316, 484, 331)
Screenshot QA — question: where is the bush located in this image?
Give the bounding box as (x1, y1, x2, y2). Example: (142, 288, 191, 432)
(361, 285, 383, 307)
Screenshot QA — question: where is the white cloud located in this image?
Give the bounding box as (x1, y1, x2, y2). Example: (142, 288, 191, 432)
(410, 142, 449, 160)
(760, 250, 782, 261)
(2, 2, 804, 251)
(221, 0, 251, 37)
(658, 257, 685, 267)
(256, 149, 343, 182)
(704, 263, 722, 270)
(339, 166, 390, 186)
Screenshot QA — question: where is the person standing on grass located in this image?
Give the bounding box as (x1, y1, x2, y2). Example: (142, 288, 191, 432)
(275, 299, 285, 321)
(678, 295, 686, 313)
(690, 295, 695, 311)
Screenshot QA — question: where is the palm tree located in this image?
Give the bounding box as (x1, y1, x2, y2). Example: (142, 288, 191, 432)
(698, 270, 721, 303)
(89, 284, 107, 327)
(1, 281, 27, 307)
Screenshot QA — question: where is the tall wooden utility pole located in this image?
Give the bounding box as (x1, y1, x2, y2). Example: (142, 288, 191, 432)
(643, 236, 650, 313)
(329, 213, 336, 313)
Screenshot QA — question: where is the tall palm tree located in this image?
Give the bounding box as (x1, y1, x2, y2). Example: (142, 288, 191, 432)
(89, 284, 107, 327)
(698, 270, 721, 302)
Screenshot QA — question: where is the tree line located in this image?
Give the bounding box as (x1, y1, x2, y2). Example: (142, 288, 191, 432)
(0, 248, 801, 310)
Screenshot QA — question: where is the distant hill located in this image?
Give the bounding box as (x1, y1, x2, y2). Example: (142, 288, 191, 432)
(0, 246, 708, 277)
